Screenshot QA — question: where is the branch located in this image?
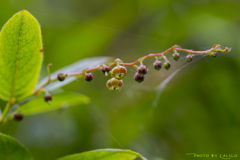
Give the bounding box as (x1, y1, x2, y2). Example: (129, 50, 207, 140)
(32, 44, 231, 95)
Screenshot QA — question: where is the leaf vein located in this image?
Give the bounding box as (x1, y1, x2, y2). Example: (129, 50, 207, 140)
(19, 41, 34, 52)
(21, 29, 35, 37)
(18, 54, 36, 71)
(9, 27, 17, 33)
(10, 13, 24, 100)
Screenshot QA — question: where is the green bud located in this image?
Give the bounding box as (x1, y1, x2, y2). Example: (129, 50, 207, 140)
(209, 51, 218, 57)
(172, 52, 180, 61)
(186, 54, 193, 62)
(163, 61, 171, 70)
(57, 73, 67, 81)
(111, 66, 127, 80)
(106, 78, 123, 92)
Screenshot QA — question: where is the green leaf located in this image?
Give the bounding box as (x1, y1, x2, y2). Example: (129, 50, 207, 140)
(0, 10, 43, 101)
(57, 149, 147, 160)
(0, 133, 33, 160)
(36, 57, 112, 92)
(20, 92, 90, 116)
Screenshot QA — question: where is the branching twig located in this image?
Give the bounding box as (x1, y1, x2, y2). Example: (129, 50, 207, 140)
(32, 44, 231, 95)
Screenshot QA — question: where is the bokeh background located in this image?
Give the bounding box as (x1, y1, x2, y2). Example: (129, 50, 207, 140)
(0, 0, 240, 160)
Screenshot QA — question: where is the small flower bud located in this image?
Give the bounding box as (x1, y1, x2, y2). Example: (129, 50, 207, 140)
(111, 66, 127, 79)
(84, 72, 93, 82)
(209, 51, 218, 57)
(137, 65, 147, 75)
(106, 78, 123, 92)
(57, 73, 66, 81)
(212, 52, 218, 57)
(44, 94, 52, 102)
(186, 54, 193, 62)
(172, 52, 180, 61)
(12, 111, 24, 121)
(163, 61, 171, 70)
(114, 58, 123, 64)
(153, 60, 162, 71)
(224, 47, 231, 53)
(134, 72, 144, 83)
(101, 65, 110, 75)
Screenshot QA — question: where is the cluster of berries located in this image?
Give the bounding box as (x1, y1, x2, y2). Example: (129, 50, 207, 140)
(106, 65, 126, 92)
(11, 47, 220, 121)
(55, 51, 218, 93)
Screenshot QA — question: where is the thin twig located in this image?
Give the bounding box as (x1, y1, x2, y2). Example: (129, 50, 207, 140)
(32, 44, 231, 95)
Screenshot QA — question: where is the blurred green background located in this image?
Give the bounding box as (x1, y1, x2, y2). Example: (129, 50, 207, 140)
(0, 0, 240, 160)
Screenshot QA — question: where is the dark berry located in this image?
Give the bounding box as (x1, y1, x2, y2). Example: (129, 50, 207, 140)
(137, 65, 147, 75)
(57, 73, 66, 81)
(111, 66, 127, 79)
(134, 72, 144, 83)
(44, 94, 52, 102)
(106, 78, 123, 92)
(153, 60, 162, 71)
(84, 72, 93, 82)
(172, 52, 180, 61)
(186, 54, 193, 62)
(101, 65, 110, 74)
(12, 111, 24, 121)
(163, 61, 171, 70)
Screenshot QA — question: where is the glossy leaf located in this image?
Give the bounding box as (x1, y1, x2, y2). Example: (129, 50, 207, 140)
(58, 149, 147, 160)
(0, 10, 43, 101)
(20, 92, 90, 116)
(0, 133, 32, 160)
(36, 57, 111, 92)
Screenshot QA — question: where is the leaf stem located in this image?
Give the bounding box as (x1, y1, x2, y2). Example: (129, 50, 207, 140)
(0, 102, 11, 124)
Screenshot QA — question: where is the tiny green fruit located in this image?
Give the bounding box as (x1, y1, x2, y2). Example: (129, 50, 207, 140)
(111, 66, 127, 79)
(106, 78, 123, 92)
(172, 52, 180, 61)
(163, 61, 171, 70)
(57, 73, 66, 81)
(186, 54, 193, 62)
(209, 51, 218, 57)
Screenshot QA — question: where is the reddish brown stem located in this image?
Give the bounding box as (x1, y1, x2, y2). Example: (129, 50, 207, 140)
(32, 44, 230, 95)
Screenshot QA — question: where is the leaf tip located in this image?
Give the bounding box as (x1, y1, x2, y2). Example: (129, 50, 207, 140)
(17, 10, 36, 19)
(19, 10, 29, 13)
